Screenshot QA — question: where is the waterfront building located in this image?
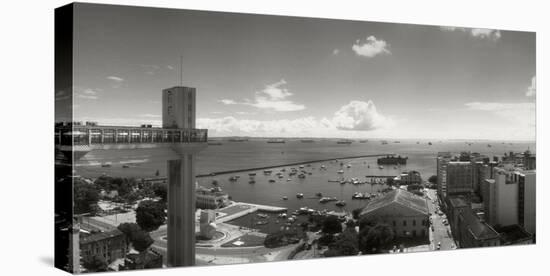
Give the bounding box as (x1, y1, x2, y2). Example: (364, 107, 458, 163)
(437, 152, 452, 199)
(394, 170, 422, 185)
(196, 187, 230, 209)
(359, 189, 429, 238)
(80, 229, 127, 267)
(446, 161, 474, 195)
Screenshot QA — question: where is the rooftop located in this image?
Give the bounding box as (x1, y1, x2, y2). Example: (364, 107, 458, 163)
(361, 189, 429, 216)
(448, 196, 469, 208)
(459, 209, 499, 241)
(80, 229, 124, 245)
(495, 224, 533, 244)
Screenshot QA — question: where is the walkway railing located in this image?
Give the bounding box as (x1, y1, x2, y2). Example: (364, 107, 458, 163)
(55, 124, 208, 146)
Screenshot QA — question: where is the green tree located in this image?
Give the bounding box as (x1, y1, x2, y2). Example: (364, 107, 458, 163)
(117, 223, 154, 252)
(322, 216, 343, 234)
(428, 175, 438, 184)
(152, 183, 168, 202)
(330, 229, 359, 256)
(130, 229, 154, 252)
(82, 255, 108, 272)
(358, 223, 395, 254)
(94, 176, 136, 197)
(136, 200, 166, 232)
(358, 217, 376, 231)
(73, 179, 99, 214)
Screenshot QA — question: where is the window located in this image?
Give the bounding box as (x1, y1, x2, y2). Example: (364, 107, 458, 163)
(392, 221, 396, 227)
(413, 220, 416, 226)
(403, 220, 407, 226)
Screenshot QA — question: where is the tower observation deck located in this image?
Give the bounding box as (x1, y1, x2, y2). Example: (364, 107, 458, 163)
(55, 86, 207, 267)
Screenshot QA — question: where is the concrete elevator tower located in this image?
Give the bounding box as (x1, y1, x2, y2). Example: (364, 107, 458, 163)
(163, 86, 204, 267)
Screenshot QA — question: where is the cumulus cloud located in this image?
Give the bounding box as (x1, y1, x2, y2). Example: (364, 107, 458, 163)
(526, 76, 536, 97)
(332, 49, 340, 55)
(331, 100, 393, 131)
(440, 26, 501, 41)
(198, 116, 329, 137)
(352, 36, 391, 58)
(218, 80, 305, 112)
(200, 100, 393, 137)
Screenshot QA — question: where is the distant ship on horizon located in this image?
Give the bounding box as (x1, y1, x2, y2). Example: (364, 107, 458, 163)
(267, 139, 286, 144)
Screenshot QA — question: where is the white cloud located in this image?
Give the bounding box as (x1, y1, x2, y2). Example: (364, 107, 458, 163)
(331, 100, 393, 131)
(199, 100, 393, 137)
(74, 87, 100, 100)
(218, 80, 305, 112)
(332, 49, 340, 55)
(464, 101, 535, 140)
(219, 99, 237, 105)
(197, 116, 329, 137)
(526, 76, 536, 97)
(352, 36, 391, 58)
(439, 26, 460, 31)
(106, 76, 124, 82)
(76, 94, 98, 100)
(167, 65, 175, 70)
(139, 64, 162, 75)
(236, 111, 255, 115)
(139, 114, 161, 118)
(465, 102, 535, 124)
(470, 28, 501, 40)
(440, 26, 501, 41)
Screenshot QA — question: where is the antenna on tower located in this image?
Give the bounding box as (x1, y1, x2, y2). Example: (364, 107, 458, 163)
(179, 55, 183, 86)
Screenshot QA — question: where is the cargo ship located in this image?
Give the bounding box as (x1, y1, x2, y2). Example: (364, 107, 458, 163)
(377, 155, 408, 165)
(336, 140, 352, 144)
(267, 139, 286, 143)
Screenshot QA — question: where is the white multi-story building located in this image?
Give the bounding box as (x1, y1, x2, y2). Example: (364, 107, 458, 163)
(482, 167, 536, 234)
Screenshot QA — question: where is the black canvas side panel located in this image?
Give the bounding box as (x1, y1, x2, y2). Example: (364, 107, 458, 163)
(54, 3, 74, 273)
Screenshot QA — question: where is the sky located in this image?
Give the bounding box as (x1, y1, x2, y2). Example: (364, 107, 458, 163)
(60, 3, 536, 141)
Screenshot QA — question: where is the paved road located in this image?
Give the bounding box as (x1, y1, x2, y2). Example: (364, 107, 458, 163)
(426, 189, 456, 251)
